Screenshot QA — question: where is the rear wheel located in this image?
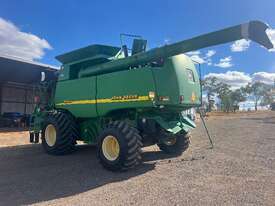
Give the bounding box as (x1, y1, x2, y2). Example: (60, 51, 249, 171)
(42, 111, 79, 155)
(98, 121, 142, 171)
(157, 131, 190, 155)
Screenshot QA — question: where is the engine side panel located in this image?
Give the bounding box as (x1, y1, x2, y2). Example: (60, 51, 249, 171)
(151, 60, 180, 105)
(172, 54, 201, 106)
(152, 54, 201, 108)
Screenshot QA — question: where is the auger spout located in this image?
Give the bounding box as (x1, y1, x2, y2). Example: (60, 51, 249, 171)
(79, 20, 273, 77)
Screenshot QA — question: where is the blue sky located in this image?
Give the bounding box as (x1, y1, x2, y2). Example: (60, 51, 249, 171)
(0, 0, 275, 87)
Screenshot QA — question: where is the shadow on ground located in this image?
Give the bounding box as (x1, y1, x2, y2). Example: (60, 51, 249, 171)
(0, 143, 175, 205)
(241, 115, 275, 124)
(0, 128, 28, 133)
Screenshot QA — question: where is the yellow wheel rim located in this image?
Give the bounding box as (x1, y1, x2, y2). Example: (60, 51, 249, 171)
(164, 138, 177, 146)
(45, 124, 57, 147)
(102, 135, 120, 161)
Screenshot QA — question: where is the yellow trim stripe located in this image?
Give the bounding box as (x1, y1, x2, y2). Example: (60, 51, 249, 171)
(56, 96, 151, 106)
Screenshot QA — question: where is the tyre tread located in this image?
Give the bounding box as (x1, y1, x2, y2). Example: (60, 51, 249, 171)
(98, 121, 143, 171)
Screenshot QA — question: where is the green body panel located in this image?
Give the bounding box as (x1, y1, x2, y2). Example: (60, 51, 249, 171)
(97, 68, 156, 116)
(55, 77, 97, 117)
(55, 54, 201, 118)
(152, 54, 200, 107)
(173, 55, 201, 105)
(54, 54, 201, 142)
(151, 63, 179, 105)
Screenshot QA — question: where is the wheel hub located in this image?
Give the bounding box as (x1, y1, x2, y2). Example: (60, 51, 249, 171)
(102, 135, 120, 161)
(163, 137, 177, 146)
(45, 124, 57, 147)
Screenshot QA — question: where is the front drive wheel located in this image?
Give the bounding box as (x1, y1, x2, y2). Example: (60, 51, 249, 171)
(157, 132, 190, 155)
(98, 121, 142, 171)
(42, 111, 79, 155)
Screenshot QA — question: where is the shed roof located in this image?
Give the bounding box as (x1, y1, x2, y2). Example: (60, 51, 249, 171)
(0, 55, 58, 84)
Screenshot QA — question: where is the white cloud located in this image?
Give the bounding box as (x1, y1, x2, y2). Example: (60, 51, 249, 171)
(206, 50, 216, 57)
(204, 71, 251, 89)
(205, 50, 216, 66)
(186, 51, 205, 64)
(207, 60, 212, 66)
(188, 54, 206, 64)
(252, 72, 275, 84)
(204, 71, 275, 89)
(266, 28, 275, 52)
(230, 39, 251, 52)
(0, 17, 52, 60)
(186, 50, 216, 64)
(214, 56, 233, 68)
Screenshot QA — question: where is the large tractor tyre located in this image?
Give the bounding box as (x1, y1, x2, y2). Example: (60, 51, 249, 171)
(41, 111, 79, 155)
(157, 132, 190, 156)
(97, 121, 142, 171)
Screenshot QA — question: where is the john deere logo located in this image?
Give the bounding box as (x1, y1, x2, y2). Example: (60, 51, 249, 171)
(191, 92, 196, 102)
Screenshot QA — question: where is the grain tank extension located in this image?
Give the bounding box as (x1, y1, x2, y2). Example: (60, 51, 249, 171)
(30, 21, 273, 171)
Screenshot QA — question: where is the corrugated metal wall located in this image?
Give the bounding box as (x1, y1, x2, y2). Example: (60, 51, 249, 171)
(0, 82, 35, 114)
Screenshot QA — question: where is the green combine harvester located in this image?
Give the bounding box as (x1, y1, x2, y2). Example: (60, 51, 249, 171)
(30, 21, 273, 171)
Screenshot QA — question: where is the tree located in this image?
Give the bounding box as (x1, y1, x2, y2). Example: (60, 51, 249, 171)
(215, 82, 232, 112)
(202, 78, 245, 112)
(244, 82, 271, 111)
(230, 88, 246, 111)
(260, 85, 273, 106)
(261, 93, 273, 106)
(202, 77, 219, 112)
(215, 83, 246, 112)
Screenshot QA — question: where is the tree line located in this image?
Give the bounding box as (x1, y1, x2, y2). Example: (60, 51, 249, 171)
(202, 77, 274, 112)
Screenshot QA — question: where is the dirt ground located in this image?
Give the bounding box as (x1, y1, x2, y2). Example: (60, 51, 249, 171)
(0, 111, 274, 206)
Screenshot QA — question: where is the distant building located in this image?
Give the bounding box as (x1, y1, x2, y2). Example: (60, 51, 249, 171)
(238, 101, 269, 111)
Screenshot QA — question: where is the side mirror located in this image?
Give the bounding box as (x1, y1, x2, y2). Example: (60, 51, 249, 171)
(41, 72, 46, 82)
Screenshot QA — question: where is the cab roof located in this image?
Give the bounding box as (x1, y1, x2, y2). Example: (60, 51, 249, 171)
(56, 44, 121, 64)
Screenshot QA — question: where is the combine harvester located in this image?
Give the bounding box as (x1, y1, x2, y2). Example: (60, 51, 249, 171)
(30, 21, 273, 171)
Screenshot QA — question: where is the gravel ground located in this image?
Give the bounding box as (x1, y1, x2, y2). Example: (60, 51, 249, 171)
(0, 128, 30, 148)
(0, 111, 274, 206)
